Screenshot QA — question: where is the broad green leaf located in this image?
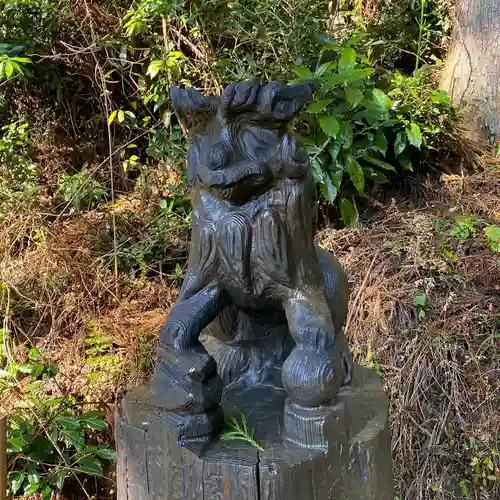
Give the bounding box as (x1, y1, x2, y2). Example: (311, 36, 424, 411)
(430, 89, 451, 105)
(484, 226, 500, 252)
(338, 47, 356, 73)
(61, 428, 85, 450)
(345, 33, 365, 47)
(394, 131, 407, 156)
(24, 482, 42, 495)
(4, 60, 13, 78)
(339, 122, 353, 148)
(324, 68, 374, 88)
(10, 56, 31, 64)
(318, 116, 340, 137)
(372, 89, 392, 111)
(382, 119, 400, 127)
(55, 415, 80, 430)
(54, 470, 68, 491)
(167, 50, 184, 60)
(307, 99, 332, 114)
(7, 437, 26, 452)
(374, 130, 388, 156)
(17, 363, 44, 377)
(310, 157, 325, 184)
(330, 167, 343, 189)
(9, 471, 25, 494)
(108, 110, 117, 124)
(323, 73, 348, 88)
(8, 60, 22, 76)
(153, 93, 166, 112)
(362, 155, 395, 171)
(293, 66, 314, 80)
(85, 445, 117, 460)
(146, 59, 163, 79)
(27, 463, 40, 485)
(117, 110, 125, 123)
(175, 262, 182, 277)
(364, 167, 389, 184)
(398, 152, 413, 170)
(28, 347, 42, 361)
(166, 58, 180, 71)
(406, 123, 423, 149)
(25, 380, 44, 392)
(17, 363, 35, 374)
(345, 87, 364, 107)
(352, 107, 387, 125)
(319, 175, 338, 203)
(344, 68, 374, 81)
(314, 62, 332, 77)
(328, 140, 341, 160)
(78, 457, 104, 476)
(49, 423, 58, 443)
(413, 293, 427, 308)
(345, 155, 365, 193)
(41, 484, 52, 500)
(339, 198, 359, 227)
(81, 416, 108, 431)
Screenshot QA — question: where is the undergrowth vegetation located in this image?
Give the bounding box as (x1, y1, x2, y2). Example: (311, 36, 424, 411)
(0, 0, 498, 499)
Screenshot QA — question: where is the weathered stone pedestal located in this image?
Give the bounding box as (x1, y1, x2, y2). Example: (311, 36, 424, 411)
(116, 364, 394, 500)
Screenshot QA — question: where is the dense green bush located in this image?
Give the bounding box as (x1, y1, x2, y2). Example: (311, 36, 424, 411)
(0, 121, 40, 212)
(293, 36, 458, 224)
(1, 334, 115, 499)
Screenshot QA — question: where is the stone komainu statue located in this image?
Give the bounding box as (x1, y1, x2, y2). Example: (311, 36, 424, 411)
(150, 80, 353, 446)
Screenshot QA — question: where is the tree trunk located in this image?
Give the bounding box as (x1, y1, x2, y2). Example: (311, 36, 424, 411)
(442, 0, 500, 141)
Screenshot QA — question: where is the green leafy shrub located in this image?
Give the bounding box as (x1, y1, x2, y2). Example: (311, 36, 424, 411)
(1, 335, 115, 498)
(112, 197, 190, 278)
(0, 121, 40, 211)
(113, 0, 335, 156)
(7, 408, 114, 498)
(0, 44, 32, 81)
(484, 226, 500, 252)
(292, 37, 458, 224)
(56, 168, 108, 211)
(0, 0, 64, 50)
(338, 0, 454, 70)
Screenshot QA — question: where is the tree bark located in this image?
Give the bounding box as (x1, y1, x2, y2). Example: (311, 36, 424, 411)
(442, 0, 500, 141)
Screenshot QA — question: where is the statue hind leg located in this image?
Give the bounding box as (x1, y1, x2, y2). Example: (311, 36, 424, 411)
(316, 247, 352, 386)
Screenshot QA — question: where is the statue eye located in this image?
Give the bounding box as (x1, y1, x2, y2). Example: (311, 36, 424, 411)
(207, 147, 225, 170)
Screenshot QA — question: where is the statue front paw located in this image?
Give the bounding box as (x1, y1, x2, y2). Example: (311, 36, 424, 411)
(151, 356, 223, 413)
(282, 346, 344, 407)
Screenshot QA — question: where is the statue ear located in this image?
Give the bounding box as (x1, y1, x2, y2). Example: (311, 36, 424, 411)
(268, 80, 319, 121)
(170, 85, 218, 136)
(222, 80, 261, 116)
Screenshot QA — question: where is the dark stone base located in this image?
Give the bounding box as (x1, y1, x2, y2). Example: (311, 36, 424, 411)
(116, 365, 394, 500)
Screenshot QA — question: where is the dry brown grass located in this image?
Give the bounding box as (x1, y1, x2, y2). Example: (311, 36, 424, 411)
(1, 163, 499, 498)
(318, 166, 499, 499)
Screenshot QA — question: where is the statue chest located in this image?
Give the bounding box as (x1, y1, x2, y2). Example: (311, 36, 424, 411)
(210, 206, 292, 302)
